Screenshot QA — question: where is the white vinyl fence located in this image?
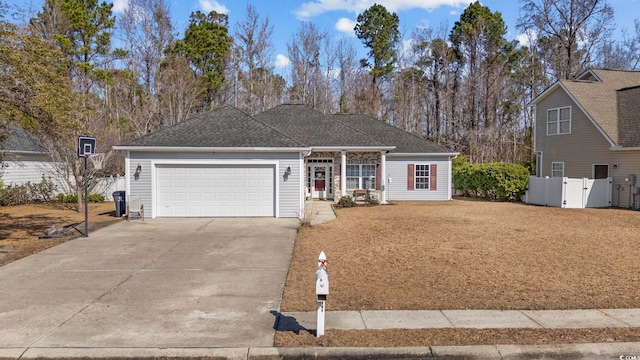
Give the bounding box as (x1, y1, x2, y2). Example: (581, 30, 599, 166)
(525, 176, 612, 208)
(94, 175, 126, 201)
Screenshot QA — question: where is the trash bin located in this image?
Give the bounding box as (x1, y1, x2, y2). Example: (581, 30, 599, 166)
(112, 190, 126, 218)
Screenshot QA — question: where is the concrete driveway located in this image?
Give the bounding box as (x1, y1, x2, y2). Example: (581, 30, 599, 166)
(0, 217, 298, 352)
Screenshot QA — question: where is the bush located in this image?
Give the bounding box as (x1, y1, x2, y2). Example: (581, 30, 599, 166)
(453, 160, 530, 201)
(0, 177, 58, 206)
(30, 176, 57, 202)
(365, 195, 380, 205)
(57, 193, 78, 203)
(338, 195, 356, 208)
(57, 193, 105, 203)
(87, 193, 105, 203)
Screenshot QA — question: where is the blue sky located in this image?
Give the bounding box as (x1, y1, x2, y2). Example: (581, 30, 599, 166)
(8, 0, 640, 70)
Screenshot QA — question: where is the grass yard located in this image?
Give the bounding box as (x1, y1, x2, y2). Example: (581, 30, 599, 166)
(277, 199, 640, 346)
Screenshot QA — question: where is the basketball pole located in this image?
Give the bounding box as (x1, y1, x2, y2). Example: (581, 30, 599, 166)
(84, 155, 89, 237)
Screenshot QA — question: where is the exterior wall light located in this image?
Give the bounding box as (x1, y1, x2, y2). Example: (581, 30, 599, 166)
(286, 166, 292, 176)
(135, 165, 142, 176)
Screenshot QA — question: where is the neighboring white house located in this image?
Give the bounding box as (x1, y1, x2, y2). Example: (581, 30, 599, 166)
(113, 104, 459, 218)
(0, 124, 64, 190)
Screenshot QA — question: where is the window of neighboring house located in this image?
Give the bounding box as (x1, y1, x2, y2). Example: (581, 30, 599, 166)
(415, 164, 430, 189)
(547, 106, 571, 135)
(346, 164, 376, 189)
(552, 162, 564, 177)
(593, 164, 609, 179)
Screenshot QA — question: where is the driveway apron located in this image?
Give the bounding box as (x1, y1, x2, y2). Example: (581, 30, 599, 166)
(0, 218, 298, 349)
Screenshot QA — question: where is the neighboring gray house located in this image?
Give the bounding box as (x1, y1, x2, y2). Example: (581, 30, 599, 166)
(0, 124, 57, 186)
(113, 104, 458, 218)
(531, 68, 640, 207)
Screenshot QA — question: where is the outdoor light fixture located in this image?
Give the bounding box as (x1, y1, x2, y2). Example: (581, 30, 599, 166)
(135, 164, 142, 175)
(286, 166, 292, 176)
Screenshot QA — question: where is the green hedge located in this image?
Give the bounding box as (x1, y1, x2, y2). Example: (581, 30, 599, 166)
(453, 157, 530, 201)
(57, 193, 105, 203)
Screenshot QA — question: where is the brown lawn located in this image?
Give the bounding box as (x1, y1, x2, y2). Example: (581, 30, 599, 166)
(277, 199, 640, 346)
(0, 202, 120, 267)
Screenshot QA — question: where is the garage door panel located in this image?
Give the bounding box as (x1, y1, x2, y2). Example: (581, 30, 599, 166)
(156, 165, 274, 217)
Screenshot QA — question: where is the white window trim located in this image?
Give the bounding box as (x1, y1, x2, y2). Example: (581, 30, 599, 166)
(547, 106, 571, 135)
(346, 164, 376, 190)
(414, 163, 431, 190)
(551, 162, 564, 178)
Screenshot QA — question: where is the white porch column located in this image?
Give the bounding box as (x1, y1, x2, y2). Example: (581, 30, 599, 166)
(341, 151, 347, 197)
(380, 151, 387, 204)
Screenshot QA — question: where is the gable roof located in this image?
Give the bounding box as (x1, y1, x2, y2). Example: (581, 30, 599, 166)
(118, 104, 455, 155)
(1, 124, 47, 154)
(532, 68, 640, 147)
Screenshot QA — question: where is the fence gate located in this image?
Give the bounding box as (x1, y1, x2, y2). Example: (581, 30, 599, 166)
(526, 176, 612, 208)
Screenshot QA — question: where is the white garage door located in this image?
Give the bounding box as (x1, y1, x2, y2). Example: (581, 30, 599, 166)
(156, 165, 275, 217)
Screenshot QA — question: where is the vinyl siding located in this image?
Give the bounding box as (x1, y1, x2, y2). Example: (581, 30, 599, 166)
(128, 151, 303, 218)
(385, 156, 452, 201)
(1, 155, 69, 193)
(535, 87, 612, 178)
(607, 150, 640, 207)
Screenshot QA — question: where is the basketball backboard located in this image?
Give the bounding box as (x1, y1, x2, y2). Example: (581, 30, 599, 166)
(78, 136, 96, 158)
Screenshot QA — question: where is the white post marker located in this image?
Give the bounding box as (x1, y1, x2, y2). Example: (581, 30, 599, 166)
(315, 251, 329, 337)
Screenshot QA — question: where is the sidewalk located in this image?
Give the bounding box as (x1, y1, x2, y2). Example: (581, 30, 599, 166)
(307, 200, 337, 225)
(278, 309, 640, 330)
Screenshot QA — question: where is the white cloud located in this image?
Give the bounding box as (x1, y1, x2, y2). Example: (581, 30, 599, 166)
(199, 0, 229, 14)
(335, 17, 357, 35)
(112, 0, 128, 13)
(275, 54, 291, 68)
(517, 29, 538, 47)
(294, 0, 471, 20)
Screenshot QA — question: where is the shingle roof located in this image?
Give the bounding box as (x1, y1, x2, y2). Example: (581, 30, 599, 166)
(254, 104, 386, 147)
(122, 106, 305, 148)
(332, 113, 452, 153)
(120, 104, 454, 154)
(557, 69, 640, 146)
(1, 124, 47, 153)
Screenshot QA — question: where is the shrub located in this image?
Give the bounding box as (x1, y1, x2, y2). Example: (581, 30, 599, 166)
(338, 195, 356, 208)
(57, 193, 105, 203)
(365, 195, 380, 205)
(298, 202, 319, 227)
(87, 193, 105, 203)
(57, 193, 78, 203)
(0, 177, 58, 206)
(0, 183, 30, 206)
(453, 160, 530, 201)
(30, 176, 57, 202)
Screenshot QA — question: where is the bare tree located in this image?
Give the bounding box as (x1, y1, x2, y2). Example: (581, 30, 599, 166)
(157, 56, 202, 127)
(333, 37, 358, 113)
(119, 0, 174, 95)
(518, 0, 614, 79)
(234, 4, 276, 114)
(287, 22, 327, 108)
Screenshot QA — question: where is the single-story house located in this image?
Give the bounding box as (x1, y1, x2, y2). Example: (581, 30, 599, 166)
(531, 68, 640, 207)
(0, 124, 60, 188)
(113, 104, 458, 218)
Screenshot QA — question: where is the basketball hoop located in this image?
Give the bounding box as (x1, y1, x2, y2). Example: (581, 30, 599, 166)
(88, 153, 104, 170)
